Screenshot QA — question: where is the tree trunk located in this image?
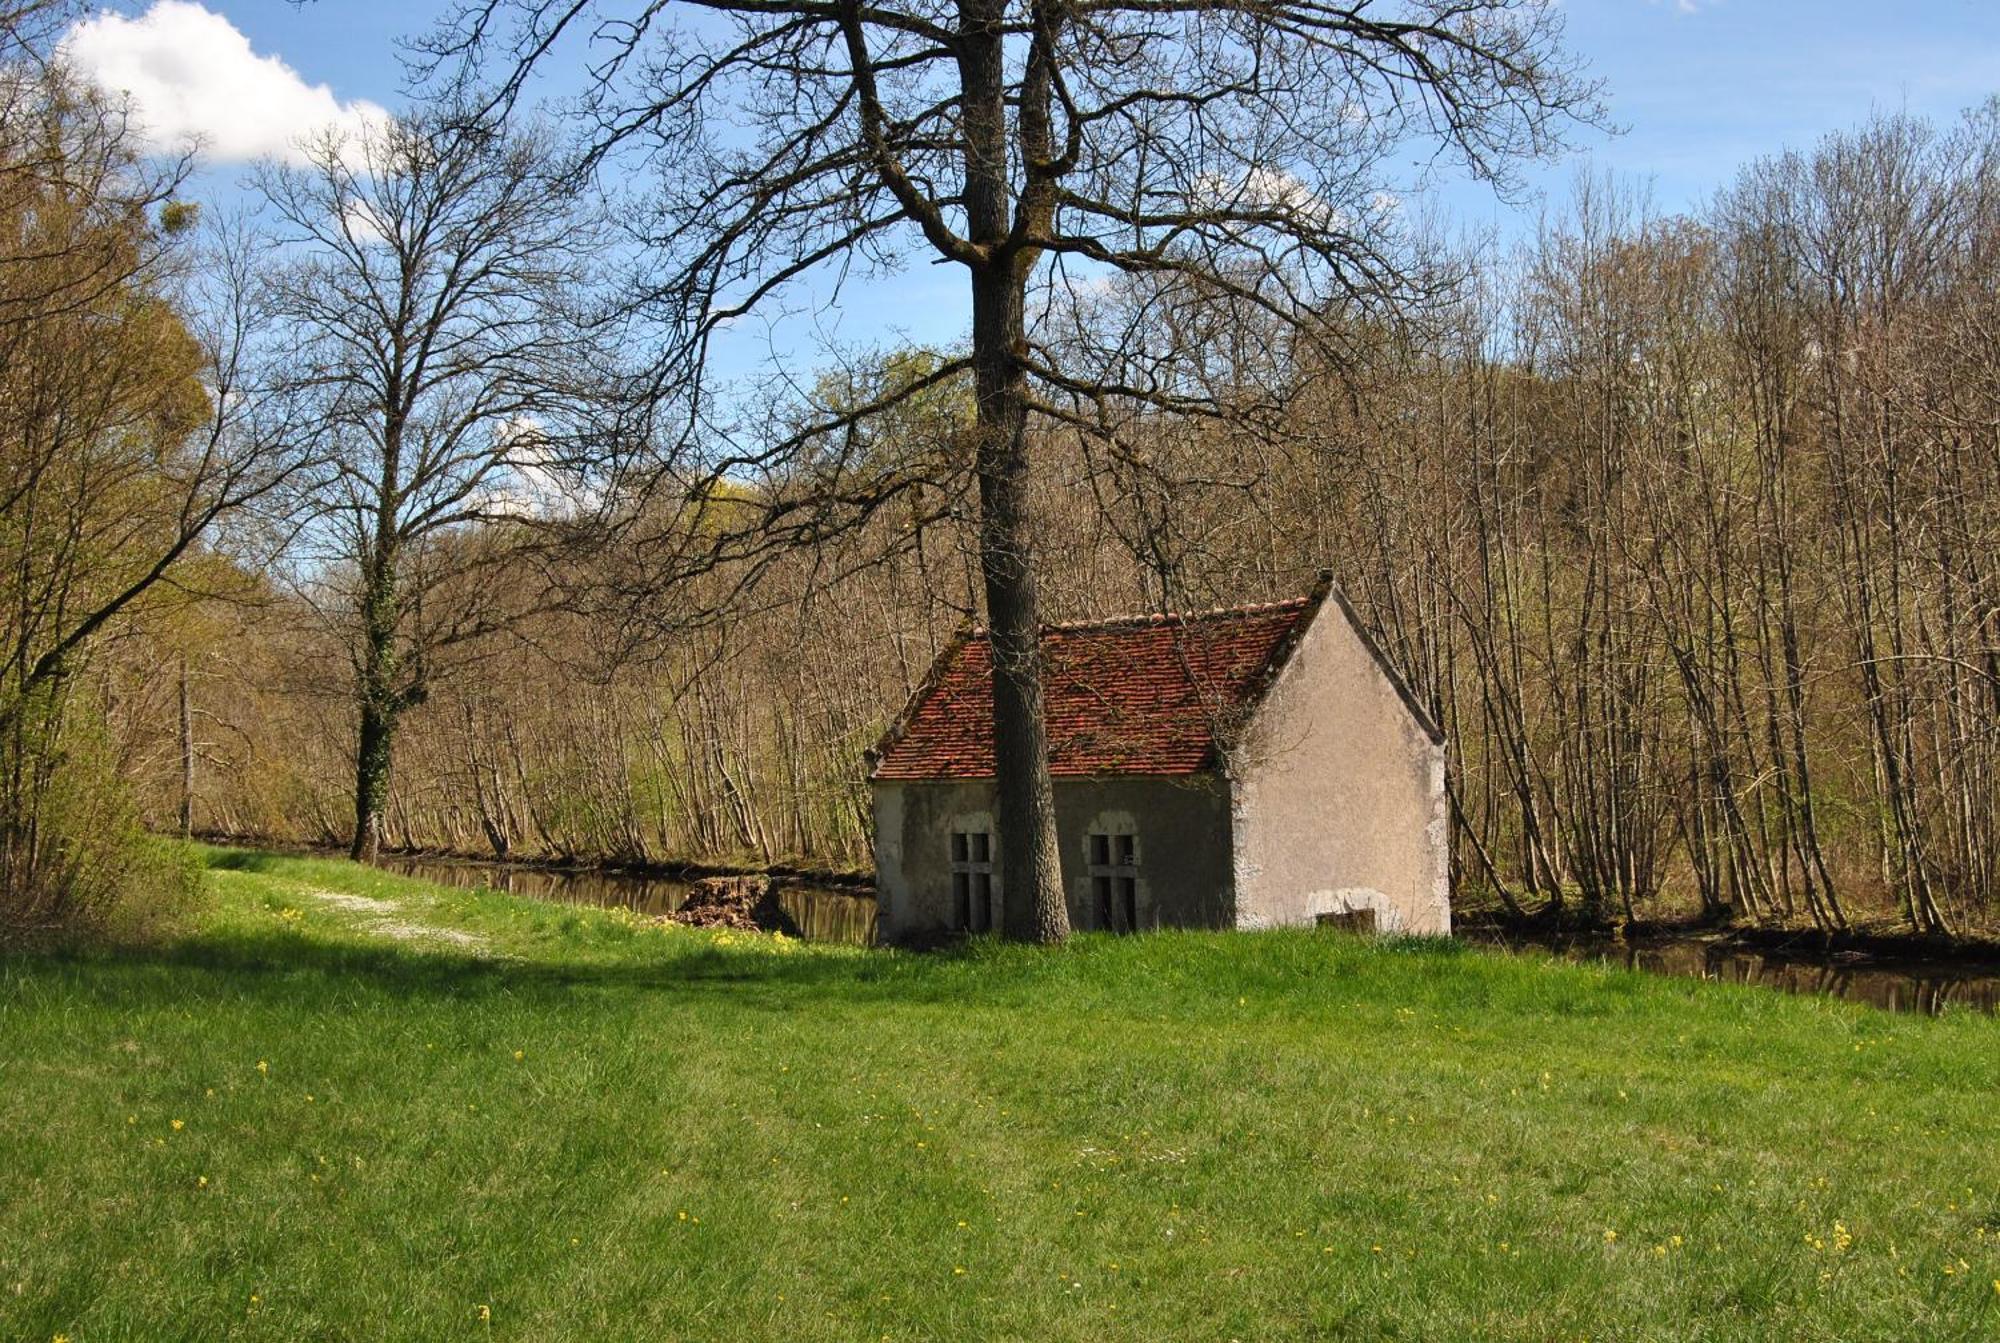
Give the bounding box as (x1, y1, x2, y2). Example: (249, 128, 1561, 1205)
(970, 263, 1068, 943)
(176, 654, 194, 841)
(349, 551, 399, 864)
(958, 0, 1066, 943)
(351, 689, 394, 864)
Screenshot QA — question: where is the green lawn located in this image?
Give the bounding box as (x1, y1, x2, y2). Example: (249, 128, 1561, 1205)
(2, 850, 1997, 1341)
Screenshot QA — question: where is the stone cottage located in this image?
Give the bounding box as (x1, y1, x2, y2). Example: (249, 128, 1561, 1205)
(866, 574, 1449, 942)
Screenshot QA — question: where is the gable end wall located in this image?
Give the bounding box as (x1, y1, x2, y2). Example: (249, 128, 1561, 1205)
(1227, 596, 1450, 934)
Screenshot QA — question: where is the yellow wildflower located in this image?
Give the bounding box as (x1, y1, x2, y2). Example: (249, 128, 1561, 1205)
(170, 1119, 184, 1132)
(476, 1304, 492, 1322)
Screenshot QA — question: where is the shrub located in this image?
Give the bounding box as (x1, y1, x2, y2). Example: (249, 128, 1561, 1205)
(0, 693, 209, 948)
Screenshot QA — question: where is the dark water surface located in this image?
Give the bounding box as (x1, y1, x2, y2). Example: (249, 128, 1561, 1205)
(376, 856, 1997, 1013)
(1458, 926, 2000, 1016)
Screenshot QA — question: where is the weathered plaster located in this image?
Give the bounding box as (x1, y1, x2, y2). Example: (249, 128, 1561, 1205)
(873, 774, 1234, 941)
(1227, 592, 1450, 935)
(869, 585, 1451, 942)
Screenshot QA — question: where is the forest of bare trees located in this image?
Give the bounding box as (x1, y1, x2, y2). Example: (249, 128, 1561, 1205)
(418, 0, 1597, 941)
(5, 0, 1998, 948)
(95, 104, 2000, 940)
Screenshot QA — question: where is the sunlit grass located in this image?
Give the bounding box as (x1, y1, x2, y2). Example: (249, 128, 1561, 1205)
(2, 848, 1997, 1340)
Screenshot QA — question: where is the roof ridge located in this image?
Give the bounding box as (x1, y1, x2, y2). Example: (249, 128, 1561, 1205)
(966, 595, 1312, 639)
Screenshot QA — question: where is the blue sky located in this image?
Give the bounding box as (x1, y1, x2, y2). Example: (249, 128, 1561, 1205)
(64, 0, 2000, 364)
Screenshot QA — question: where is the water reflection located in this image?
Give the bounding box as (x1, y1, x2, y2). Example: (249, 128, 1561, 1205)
(375, 856, 879, 946)
(1462, 927, 2000, 1016)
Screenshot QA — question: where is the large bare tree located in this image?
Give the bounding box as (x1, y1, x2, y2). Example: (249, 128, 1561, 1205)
(432, 0, 1599, 940)
(258, 108, 610, 862)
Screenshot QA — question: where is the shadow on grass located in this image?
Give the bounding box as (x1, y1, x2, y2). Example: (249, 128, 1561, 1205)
(2, 846, 1488, 1027)
(1, 916, 1043, 1024)
(202, 848, 298, 874)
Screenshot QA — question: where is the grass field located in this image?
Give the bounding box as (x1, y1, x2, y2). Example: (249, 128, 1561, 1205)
(3, 848, 1998, 1341)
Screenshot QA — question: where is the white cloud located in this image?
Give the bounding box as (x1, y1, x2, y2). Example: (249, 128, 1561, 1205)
(1198, 166, 1341, 228)
(477, 420, 599, 520)
(340, 197, 388, 245)
(63, 2, 387, 163)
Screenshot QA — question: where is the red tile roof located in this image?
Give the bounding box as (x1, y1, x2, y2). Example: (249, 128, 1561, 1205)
(870, 596, 1320, 781)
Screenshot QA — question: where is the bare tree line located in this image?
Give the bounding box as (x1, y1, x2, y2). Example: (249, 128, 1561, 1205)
(3, 0, 1597, 945)
(1292, 109, 2000, 935)
(11, 0, 1998, 944)
(412, 0, 1596, 940)
(104, 104, 2000, 941)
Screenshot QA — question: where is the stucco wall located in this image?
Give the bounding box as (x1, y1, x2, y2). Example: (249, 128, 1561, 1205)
(872, 774, 1235, 941)
(1227, 596, 1451, 934)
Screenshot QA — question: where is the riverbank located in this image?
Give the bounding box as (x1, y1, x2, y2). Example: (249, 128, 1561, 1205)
(337, 841, 2000, 1014)
(1458, 897, 2000, 959)
(195, 836, 2000, 1009)
(4, 847, 1998, 1340)
(1458, 920, 2000, 1015)
(204, 829, 2000, 965)
(379, 848, 2000, 1012)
